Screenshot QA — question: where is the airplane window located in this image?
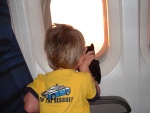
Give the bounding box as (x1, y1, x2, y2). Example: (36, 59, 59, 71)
(8, 0, 121, 77)
(50, 0, 108, 58)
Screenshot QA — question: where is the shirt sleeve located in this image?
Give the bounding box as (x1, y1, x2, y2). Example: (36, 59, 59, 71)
(85, 73, 97, 100)
(25, 74, 44, 100)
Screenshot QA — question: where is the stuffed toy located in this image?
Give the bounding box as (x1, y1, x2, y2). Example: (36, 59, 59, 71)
(86, 44, 101, 84)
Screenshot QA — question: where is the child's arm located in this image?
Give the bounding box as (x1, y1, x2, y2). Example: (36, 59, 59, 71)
(24, 92, 39, 113)
(79, 51, 101, 95)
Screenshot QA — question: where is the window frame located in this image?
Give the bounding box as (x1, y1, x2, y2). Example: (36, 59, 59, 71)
(140, 0, 150, 67)
(95, 0, 109, 60)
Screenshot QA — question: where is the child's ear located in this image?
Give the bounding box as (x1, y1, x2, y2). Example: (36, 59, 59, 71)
(78, 54, 85, 66)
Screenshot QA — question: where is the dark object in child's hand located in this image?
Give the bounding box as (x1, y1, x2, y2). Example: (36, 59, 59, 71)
(86, 44, 95, 54)
(86, 44, 101, 84)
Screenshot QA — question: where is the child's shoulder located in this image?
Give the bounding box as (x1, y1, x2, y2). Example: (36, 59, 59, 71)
(75, 71, 91, 79)
(33, 73, 46, 82)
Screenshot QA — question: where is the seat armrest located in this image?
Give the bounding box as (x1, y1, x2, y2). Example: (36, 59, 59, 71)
(89, 96, 131, 113)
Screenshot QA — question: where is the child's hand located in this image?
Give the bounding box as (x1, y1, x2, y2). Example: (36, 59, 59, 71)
(82, 51, 95, 66)
(79, 50, 95, 72)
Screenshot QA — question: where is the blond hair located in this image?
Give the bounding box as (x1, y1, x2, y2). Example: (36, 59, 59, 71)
(44, 24, 85, 69)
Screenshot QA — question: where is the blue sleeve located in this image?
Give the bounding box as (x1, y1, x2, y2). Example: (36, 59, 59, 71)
(88, 90, 99, 102)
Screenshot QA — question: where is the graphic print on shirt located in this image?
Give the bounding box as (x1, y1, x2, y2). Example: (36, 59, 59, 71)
(40, 84, 73, 103)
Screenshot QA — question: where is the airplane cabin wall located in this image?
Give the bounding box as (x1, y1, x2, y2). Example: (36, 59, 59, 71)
(7, 0, 150, 113)
(101, 1, 150, 113)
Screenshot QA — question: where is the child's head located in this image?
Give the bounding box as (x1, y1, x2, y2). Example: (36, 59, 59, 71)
(44, 24, 85, 70)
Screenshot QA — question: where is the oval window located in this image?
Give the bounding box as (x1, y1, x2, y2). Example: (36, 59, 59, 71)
(50, 0, 108, 56)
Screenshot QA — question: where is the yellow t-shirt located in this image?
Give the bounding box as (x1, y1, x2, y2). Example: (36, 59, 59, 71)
(27, 69, 97, 113)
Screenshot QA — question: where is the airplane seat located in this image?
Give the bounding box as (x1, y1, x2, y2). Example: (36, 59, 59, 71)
(7, 0, 131, 113)
(90, 96, 131, 113)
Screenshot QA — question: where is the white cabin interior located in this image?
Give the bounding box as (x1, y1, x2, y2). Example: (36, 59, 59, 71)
(7, 0, 150, 113)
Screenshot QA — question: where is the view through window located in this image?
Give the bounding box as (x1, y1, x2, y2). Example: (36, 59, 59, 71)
(50, 0, 107, 54)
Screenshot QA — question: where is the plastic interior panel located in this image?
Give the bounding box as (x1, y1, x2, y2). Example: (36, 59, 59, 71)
(89, 96, 131, 113)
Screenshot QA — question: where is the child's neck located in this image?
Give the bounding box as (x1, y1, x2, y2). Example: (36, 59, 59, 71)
(53, 67, 77, 71)
(53, 68, 63, 70)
